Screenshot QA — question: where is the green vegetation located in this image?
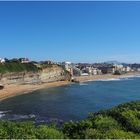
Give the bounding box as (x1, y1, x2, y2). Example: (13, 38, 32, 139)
(0, 100, 140, 139)
(40, 63, 54, 69)
(0, 62, 40, 73)
(0, 121, 64, 139)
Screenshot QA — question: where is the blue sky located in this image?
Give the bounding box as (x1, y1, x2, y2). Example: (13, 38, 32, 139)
(0, 1, 140, 63)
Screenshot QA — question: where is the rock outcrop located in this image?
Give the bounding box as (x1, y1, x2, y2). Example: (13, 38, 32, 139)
(0, 65, 71, 85)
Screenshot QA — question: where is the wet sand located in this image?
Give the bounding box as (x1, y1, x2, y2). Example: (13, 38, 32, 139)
(0, 72, 140, 101)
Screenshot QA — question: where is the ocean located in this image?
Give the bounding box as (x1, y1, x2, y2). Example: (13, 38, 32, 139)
(0, 76, 140, 123)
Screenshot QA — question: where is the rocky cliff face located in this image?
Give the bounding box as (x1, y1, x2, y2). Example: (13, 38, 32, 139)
(0, 65, 70, 85)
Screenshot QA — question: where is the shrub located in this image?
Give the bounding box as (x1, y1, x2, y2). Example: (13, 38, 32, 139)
(0, 121, 36, 139)
(36, 125, 64, 139)
(0, 128, 8, 139)
(121, 110, 140, 133)
(93, 115, 121, 131)
(84, 128, 103, 139)
(105, 129, 140, 139)
(62, 120, 92, 139)
(84, 128, 140, 139)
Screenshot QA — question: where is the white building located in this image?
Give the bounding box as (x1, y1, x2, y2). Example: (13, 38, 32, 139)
(93, 69, 98, 75)
(0, 58, 5, 63)
(113, 64, 124, 69)
(126, 66, 131, 72)
(81, 73, 89, 76)
(113, 64, 124, 74)
(85, 67, 92, 75)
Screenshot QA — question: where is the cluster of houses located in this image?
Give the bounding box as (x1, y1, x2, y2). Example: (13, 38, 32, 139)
(1, 57, 140, 76)
(39, 60, 54, 65)
(61, 62, 140, 77)
(0, 57, 57, 66)
(0, 58, 30, 63)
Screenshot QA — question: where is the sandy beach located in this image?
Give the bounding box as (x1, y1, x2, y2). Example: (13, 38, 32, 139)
(74, 72, 140, 82)
(0, 81, 70, 101)
(0, 72, 140, 101)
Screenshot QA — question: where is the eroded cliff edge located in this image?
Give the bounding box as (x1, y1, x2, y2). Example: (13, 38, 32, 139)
(0, 64, 71, 85)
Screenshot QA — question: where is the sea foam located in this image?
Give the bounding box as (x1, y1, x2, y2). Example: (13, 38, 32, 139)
(0, 111, 6, 118)
(84, 76, 136, 82)
(79, 83, 88, 86)
(96, 78, 121, 81)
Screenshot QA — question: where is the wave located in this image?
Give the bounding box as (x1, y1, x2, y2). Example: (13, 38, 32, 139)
(96, 78, 121, 81)
(0, 113, 5, 118)
(121, 74, 140, 78)
(0, 114, 4, 118)
(86, 74, 140, 82)
(79, 82, 88, 86)
(96, 77, 137, 82)
(131, 75, 140, 78)
(0, 113, 36, 120)
(0, 113, 63, 124)
(84, 77, 137, 82)
(0, 110, 12, 118)
(0, 110, 11, 113)
(81, 78, 125, 82)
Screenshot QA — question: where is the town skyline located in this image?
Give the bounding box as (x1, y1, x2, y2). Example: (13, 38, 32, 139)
(0, 1, 140, 63)
(0, 57, 140, 65)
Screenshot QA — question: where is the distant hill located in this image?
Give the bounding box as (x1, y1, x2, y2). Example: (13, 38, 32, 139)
(104, 60, 122, 64)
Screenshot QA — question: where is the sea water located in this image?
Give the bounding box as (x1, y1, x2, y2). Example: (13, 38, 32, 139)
(0, 76, 140, 122)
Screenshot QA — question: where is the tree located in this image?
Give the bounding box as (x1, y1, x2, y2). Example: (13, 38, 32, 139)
(36, 125, 64, 139)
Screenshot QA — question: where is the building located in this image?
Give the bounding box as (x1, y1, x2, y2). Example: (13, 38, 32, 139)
(73, 67, 82, 76)
(98, 66, 113, 74)
(0, 58, 6, 63)
(125, 66, 131, 72)
(92, 68, 102, 75)
(81, 73, 89, 76)
(112, 64, 124, 74)
(19, 58, 29, 63)
(85, 67, 93, 75)
(44, 60, 54, 65)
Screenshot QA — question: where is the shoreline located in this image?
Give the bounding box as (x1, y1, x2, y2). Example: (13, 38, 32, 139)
(0, 81, 70, 101)
(74, 72, 140, 82)
(0, 72, 140, 101)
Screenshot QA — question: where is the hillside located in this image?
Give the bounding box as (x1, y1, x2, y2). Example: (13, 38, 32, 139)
(0, 100, 140, 139)
(0, 62, 39, 73)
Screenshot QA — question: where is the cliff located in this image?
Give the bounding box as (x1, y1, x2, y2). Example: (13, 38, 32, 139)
(0, 64, 71, 85)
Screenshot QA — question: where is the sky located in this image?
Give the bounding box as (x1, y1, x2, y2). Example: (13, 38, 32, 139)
(0, 1, 140, 63)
